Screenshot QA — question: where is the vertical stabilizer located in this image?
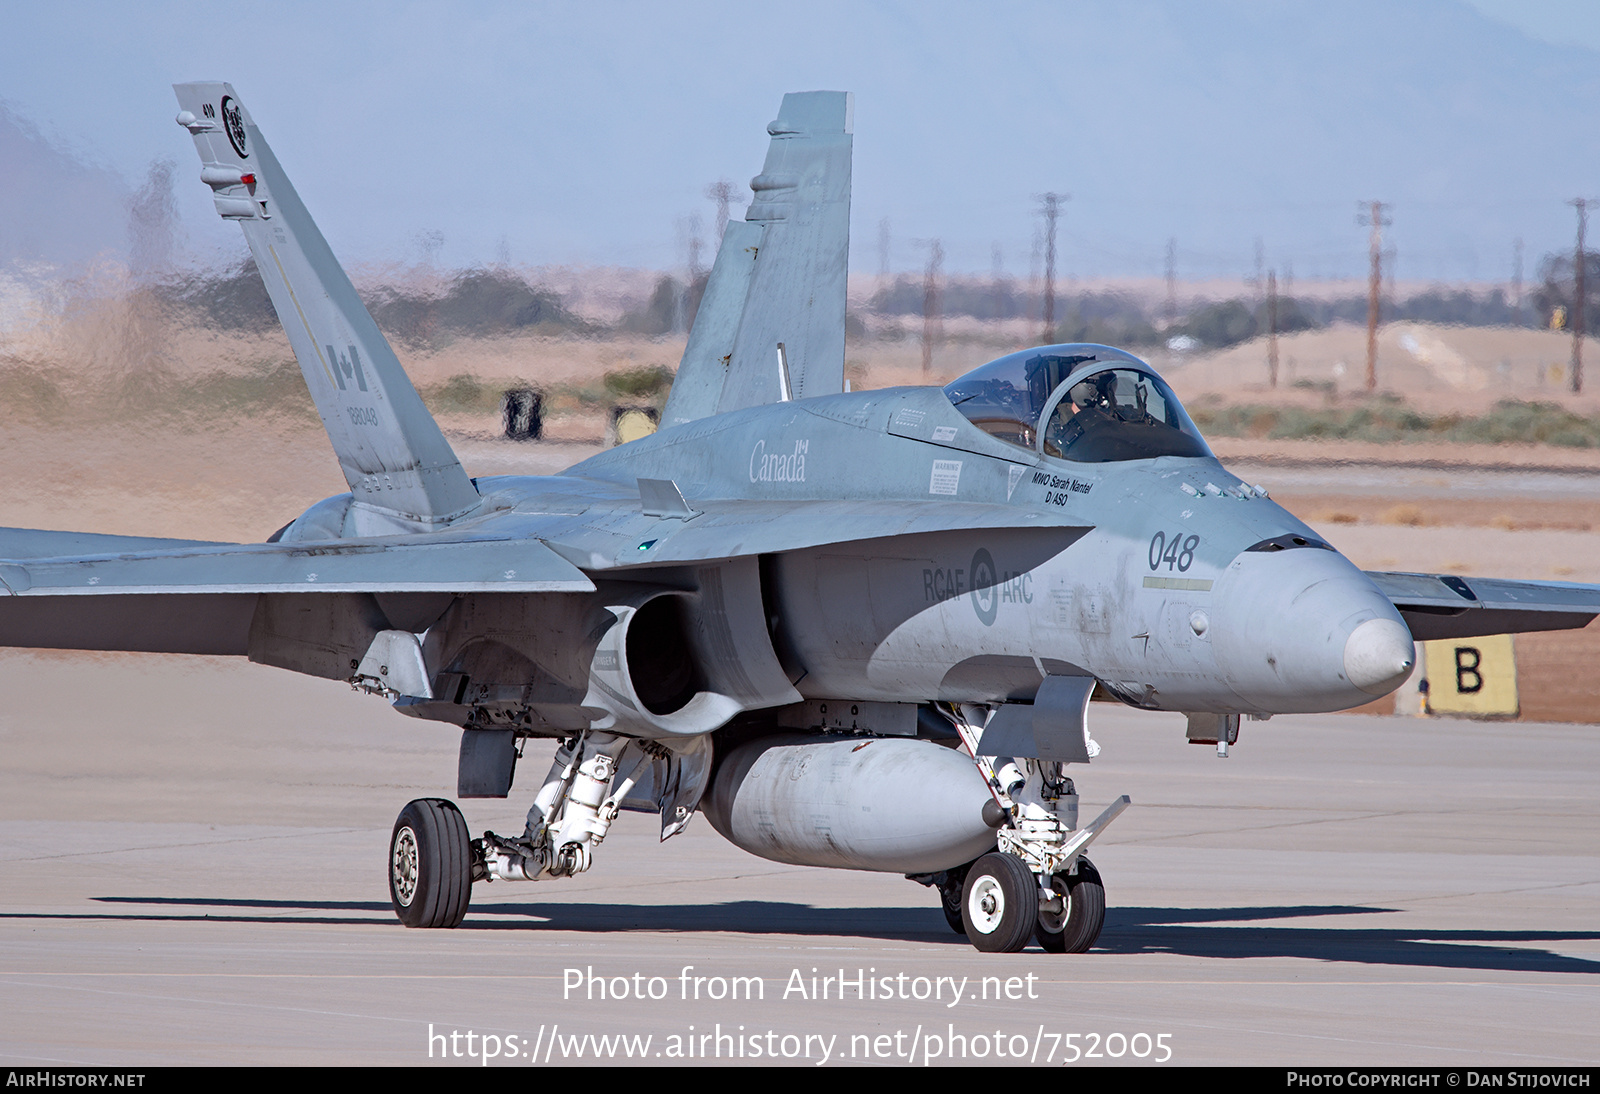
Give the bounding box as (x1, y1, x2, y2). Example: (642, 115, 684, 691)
(173, 83, 479, 528)
(663, 91, 853, 426)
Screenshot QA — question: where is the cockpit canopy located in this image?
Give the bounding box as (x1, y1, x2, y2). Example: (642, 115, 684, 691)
(942, 344, 1212, 463)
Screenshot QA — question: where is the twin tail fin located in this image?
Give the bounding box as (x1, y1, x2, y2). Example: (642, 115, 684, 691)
(173, 82, 479, 530)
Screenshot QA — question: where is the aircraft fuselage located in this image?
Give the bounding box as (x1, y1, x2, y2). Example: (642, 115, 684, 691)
(410, 381, 1415, 730)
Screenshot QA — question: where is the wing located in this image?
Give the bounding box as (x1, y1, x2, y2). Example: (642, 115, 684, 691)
(1365, 570, 1600, 640)
(0, 535, 593, 654)
(662, 92, 853, 425)
(0, 527, 226, 559)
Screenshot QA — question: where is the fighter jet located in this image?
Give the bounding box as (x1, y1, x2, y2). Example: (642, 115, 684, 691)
(2, 85, 1597, 954)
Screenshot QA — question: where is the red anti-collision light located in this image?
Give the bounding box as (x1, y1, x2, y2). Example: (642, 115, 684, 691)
(240, 173, 256, 185)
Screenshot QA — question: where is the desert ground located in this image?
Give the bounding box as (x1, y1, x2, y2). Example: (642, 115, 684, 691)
(1, 656, 1595, 1067)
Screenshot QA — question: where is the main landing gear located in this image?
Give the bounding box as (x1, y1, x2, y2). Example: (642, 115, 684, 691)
(387, 729, 703, 929)
(921, 703, 1127, 954)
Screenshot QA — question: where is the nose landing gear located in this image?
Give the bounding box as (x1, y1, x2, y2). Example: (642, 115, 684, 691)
(922, 702, 1127, 954)
(945, 852, 1107, 954)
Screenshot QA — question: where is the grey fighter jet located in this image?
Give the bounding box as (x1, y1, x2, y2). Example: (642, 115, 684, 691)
(3, 85, 1597, 954)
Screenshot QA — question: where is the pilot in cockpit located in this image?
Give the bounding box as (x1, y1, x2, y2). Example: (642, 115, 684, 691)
(944, 345, 1212, 464)
(1067, 374, 1114, 415)
(1046, 372, 1118, 458)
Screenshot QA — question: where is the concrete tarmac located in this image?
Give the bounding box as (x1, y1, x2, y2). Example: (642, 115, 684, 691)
(1, 650, 1596, 1067)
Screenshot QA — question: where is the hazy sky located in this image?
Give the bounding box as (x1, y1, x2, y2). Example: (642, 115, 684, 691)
(3, 1, 1599, 283)
(1461, 0, 1600, 49)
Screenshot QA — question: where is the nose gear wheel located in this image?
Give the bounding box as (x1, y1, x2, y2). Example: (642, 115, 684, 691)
(1035, 857, 1105, 954)
(961, 851, 1036, 953)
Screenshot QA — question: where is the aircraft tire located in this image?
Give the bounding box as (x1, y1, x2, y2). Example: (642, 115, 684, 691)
(961, 852, 1036, 953)
(390, 798, 472, 929)
(1035, 858, 1105, 954)
(939, 860, 974, 935)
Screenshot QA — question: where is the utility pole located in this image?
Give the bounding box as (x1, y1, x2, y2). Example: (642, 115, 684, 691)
(1165, 237, 1177, 326)
(1357, 201, 1391, 392)
(992, 243, 1006, 324)
(1267, 269, 1279, 389)
(922, 239, 943, 378)
(1037, 192, 1067, 340)
(1512, 237, 1524, 325)
(705, 179, 738, 245)
(1027, 227, 1043, 327)
(878, 217, 891, 281)
(680, 213, 704, 279)
(1570, 199, 1592, 393)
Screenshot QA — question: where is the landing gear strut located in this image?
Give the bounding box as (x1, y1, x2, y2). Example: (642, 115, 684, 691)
(475, 730, 661, 883)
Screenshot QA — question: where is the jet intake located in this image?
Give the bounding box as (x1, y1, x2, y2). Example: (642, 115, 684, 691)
(581, 558, 802, 737)
(624, 596, 701, 715)
(702, 734, 1001, 873)
(583, 591, 740, 736)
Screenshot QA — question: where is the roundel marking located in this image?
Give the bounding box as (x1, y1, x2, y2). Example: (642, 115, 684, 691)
(221, 96, 248, 158)
(969, 547, 998, 627)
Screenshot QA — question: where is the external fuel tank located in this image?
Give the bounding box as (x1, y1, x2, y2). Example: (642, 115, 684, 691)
(701, 734, 1002, 873)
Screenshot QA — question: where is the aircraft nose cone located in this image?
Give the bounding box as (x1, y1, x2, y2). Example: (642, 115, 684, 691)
(1210, 544, 1416, 712)
(1343, 617, 1416, 695)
